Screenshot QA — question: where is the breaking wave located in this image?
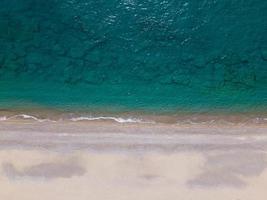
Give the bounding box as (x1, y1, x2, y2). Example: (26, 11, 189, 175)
(0, 114, 154, 124)
(0, 114, 56, 122)
(0, 114, 266, 125)
(69, 116, 155, 124)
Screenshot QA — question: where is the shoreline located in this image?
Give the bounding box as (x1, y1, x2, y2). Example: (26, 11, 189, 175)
(1, 112, 267, 199)
(0, 107, 267, 126)
(1, 119, 267, 153)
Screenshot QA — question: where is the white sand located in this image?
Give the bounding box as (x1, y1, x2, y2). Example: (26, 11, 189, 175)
(0, 120, 267, 200)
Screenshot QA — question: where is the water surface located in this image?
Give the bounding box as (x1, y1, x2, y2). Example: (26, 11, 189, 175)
(0, 0, 267, 114)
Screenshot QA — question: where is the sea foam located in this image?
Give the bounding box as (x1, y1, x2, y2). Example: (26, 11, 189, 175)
(0, 114, 266, 125)
(0, 114, 56, 122)
(69, 116, 155, 124)
(0, 114, 154, 124)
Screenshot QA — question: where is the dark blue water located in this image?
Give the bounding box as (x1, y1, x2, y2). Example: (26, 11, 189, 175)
(0, 0, 267, 113)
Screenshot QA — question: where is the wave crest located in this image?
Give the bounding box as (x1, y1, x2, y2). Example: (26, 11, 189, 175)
(0, 114, 154, 124)
(69, 116, 148, 123)
(0, 114, 56, 122)
(0, 114, 266, 125)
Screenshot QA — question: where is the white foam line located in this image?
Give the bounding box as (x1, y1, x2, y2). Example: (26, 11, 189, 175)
(0, 116, 7, 121)
(70, 116, 155, 124)
(0, 114, 56, 123)
(0, 114, 266, 125)
(0, 114, 154, 124)
(177, 119, 216, 125)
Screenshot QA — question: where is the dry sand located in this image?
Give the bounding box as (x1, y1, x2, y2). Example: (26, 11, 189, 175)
(0, 120, 267, 200)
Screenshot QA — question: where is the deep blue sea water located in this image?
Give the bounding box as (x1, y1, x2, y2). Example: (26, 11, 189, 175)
(0, 0, 267, 114)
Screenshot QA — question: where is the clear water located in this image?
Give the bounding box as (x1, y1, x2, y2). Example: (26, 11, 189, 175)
(0, 0, 267, 114)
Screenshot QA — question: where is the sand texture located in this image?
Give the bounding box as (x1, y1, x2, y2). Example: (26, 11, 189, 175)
(0, 120, 267, 200)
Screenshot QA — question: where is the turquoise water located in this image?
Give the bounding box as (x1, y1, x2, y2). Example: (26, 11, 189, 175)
(0, 0, 267, 113)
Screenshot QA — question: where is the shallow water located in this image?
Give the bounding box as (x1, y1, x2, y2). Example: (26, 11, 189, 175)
(0, 0, 267, 113)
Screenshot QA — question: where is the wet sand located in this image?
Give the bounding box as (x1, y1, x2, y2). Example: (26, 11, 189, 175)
(0, 120, 267, 199)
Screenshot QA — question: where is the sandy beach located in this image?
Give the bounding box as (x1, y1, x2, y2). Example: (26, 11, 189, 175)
(1, 0, 267, 199)
(0, 118, 267, 200)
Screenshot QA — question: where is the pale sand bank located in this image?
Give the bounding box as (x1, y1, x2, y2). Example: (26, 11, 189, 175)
(0, 120, 267, 199)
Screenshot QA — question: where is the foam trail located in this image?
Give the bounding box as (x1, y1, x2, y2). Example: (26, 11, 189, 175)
(177, 119, 216, 125)
(0, 114, 56, 123)
(69, 116, 155, 124)
(0, 114, 266, 125)
(0, 114, 154, 124)
(0, 116, 7, 121)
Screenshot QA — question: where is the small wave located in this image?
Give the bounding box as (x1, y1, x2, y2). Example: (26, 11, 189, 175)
(177, 119, 216, 125)
(0, 116, 7, 121)
(176, 117, 267, 126)
(0, 114, 155, 124)
(0, 114, 56, 123)
(69, 116, 155, 124)
(0, 114, 266, 125)
(253, 117, 267, 123)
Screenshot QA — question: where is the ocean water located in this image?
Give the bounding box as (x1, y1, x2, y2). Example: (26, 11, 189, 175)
(0, 0, 267, 116)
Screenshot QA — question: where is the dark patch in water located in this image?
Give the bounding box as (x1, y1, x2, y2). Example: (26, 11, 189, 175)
(0, 0, 267, 111)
